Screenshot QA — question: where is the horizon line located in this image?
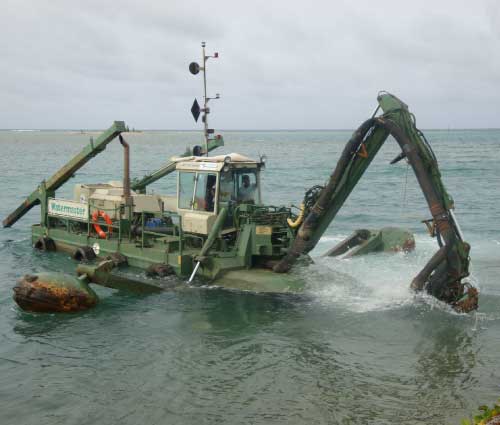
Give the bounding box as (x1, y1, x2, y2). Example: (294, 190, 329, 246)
(1, 127, 499, 132)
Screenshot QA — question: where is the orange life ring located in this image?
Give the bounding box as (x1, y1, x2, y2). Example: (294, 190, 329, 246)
(92, 210, 113, 239)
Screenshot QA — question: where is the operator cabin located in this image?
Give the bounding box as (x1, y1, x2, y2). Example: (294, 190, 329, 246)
(173, 153, 263, 234)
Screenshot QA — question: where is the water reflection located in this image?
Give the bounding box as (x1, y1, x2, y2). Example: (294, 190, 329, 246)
(411, 311, 479, 422)
(182, 288, 306, 333)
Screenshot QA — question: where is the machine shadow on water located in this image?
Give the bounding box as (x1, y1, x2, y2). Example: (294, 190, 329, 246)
(177, 285, 307, 333)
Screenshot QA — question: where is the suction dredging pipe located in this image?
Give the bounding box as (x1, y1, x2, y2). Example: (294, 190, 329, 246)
(273, 118, 377, 272)
(188, 207, 228, 283)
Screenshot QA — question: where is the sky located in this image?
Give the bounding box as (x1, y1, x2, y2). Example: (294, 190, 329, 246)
(1, 0, 499, 130)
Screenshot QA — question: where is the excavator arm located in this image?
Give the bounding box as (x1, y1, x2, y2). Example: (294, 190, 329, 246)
(274, 92, 477, 312)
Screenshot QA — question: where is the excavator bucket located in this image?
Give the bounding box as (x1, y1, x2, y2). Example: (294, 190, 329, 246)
(324, 227, 415, 258)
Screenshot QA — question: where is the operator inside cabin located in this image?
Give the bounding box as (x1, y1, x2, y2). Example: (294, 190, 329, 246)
(238, 174, 257, 202)
(182, 169, 259, 213)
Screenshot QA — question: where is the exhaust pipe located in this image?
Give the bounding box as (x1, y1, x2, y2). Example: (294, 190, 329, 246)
(119, 135, 132, 205)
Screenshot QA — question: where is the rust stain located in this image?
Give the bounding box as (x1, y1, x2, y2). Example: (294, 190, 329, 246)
(13, 277, 96, 313)
(454, 287, 479, 313)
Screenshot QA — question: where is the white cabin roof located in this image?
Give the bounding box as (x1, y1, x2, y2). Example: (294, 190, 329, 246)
(174, 153, 259, 172)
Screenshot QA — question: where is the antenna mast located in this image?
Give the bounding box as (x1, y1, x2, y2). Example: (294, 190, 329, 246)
(189, 42, 220, 156)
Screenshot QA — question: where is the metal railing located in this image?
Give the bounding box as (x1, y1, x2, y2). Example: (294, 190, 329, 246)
(48, 201, 185, 256)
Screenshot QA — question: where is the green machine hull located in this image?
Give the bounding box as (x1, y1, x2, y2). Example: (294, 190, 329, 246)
(4, 92, 478, 313)
(31, 217, 305, 295)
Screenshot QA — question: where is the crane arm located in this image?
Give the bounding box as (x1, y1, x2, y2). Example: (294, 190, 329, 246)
(131, 136, 224, 192)
(2, 124, 223, 227)
(273, 93, 477, 312)
(2, 121, 127, 228)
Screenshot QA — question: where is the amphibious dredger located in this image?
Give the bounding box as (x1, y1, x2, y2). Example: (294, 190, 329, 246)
(3, 44, 478, 313)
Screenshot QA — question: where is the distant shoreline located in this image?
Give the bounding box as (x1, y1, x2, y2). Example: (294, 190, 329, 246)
(1, 128, 499, 133)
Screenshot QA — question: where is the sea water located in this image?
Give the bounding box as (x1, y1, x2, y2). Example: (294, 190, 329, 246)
(0, 129, 499, 424)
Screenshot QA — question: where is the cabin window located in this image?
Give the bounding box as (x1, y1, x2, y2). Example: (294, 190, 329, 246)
(219, 171, 235, 202)
(194, 173, 217, 212)
(178, 172, 196, 209)
(218, 169, 260, 204)
(178, 171, 218, 212)
(236, 171, 259, 203)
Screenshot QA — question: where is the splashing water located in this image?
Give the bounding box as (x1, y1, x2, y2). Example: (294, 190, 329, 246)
(306, 234, 480, 313)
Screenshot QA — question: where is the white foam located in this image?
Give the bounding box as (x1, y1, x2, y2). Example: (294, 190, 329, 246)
(307, 234, 479, 314)
(10, 129, 40, 132)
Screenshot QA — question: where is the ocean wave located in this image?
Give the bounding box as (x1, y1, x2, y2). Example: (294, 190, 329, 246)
(9, 129, 41, 132)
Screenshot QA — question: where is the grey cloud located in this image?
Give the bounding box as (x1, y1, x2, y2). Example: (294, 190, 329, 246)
(0, 0, 498, 129)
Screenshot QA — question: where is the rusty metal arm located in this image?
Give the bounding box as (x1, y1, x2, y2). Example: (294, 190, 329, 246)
(273, 93, 476, 311)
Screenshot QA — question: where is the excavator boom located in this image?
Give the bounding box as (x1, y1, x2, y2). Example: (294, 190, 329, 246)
(274, 93, 477, 312)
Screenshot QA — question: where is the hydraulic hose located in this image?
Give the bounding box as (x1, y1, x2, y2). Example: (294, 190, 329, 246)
(272, 105, 475, 310)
